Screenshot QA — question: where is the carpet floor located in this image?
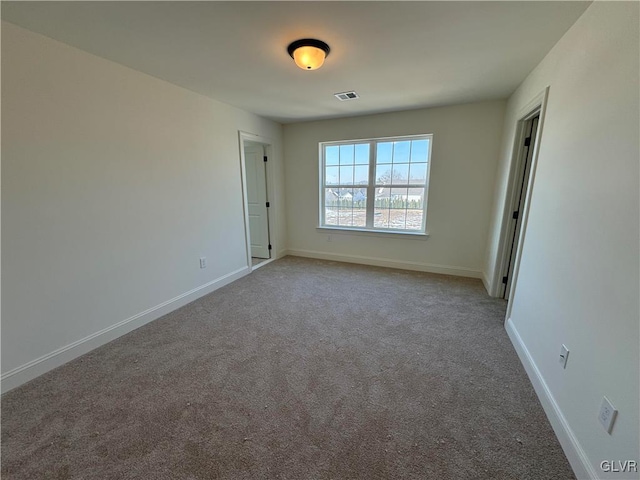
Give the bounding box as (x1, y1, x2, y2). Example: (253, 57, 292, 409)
(1, 256, 575, 479)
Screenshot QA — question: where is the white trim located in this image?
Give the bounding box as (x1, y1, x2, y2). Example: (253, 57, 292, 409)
(238, 133, 253, 270)
(316, 226, 429, 239)
(481, 271, 491, 295)
(1, 267, 249, 394)
(251, 257, 276, 271)
(320, 133, 434, 146)
(319, 134, 432, 235)
(505, 318, 597, 480)
(287, 249, 481, 278)
(504, 87, 549, 316)
(491, 86, 550, 299)
(238, 131, 277, 271)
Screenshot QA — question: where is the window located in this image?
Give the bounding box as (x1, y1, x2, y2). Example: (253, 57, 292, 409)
(320, 134, 432, 234)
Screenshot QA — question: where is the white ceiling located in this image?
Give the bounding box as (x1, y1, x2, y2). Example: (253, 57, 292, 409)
(2, 1, 590, 124)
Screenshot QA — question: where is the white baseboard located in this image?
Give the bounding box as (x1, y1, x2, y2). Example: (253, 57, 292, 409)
(287, 248, 482, 279)
(482, 271, 492, 295)
(505, 318, 597, 480)
(1, 266, 250, 394)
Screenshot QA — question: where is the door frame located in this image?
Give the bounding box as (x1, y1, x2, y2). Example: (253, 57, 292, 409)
(492, 87, 549, 318)
(501, 113, 539, 300)
(238, 131, 277, 271)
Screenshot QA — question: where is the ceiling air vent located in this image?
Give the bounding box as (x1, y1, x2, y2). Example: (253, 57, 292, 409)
(334, 91, 359, 101)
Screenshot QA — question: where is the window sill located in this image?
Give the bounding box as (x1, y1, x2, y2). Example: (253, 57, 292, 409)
(316, 226, 429, 239)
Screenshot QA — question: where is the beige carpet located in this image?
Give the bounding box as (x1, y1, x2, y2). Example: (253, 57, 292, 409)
(1, 256, 575, 479)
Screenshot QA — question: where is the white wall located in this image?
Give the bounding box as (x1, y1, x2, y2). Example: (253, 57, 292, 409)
(283, 101, 506, 278)
(484, 3, 639, 478)
(1, 22, 285, 391)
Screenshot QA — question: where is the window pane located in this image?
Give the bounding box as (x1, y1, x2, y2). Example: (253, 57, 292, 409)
(324, 206, 337, 225)
(407, 188, 425, 209)
(375, 187, 391, 207)
(405, 209, 423, 230)
(354, 165, 369, 185)
(325, 188, 339, 207)
(339, 165, 354, 185)
(353, 211, 366, 227)
(353, 190, 367, 227)
(377, 142, 393, 164)
(409, 163, 427, 184)
(339, 188, 353, 208)
(393, 141, 411, 163)
(337, 208, 353, 227)
(325, 166, 339, 185)
(389, 187, 408, 229)
(406, 188, 424, 230)
(410, 139, 429, 163)
(389, 209, 407, 230)
(391, 164, 409, 184)
(355, 144, 369, 165)
(353, 188, 367, 208)
(339, 144, 354, 165)
(374, 208, 389, 229)
(390, 188, 409, 210)
(376, 164, 393, 185)
(326, 146, 339, 166)
(374, 187, 390, 228)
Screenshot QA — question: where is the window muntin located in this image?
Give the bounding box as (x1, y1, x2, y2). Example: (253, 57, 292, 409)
(320, 135, 432, 233)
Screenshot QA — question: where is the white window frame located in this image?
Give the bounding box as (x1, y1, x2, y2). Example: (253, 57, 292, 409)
(318, 134, 433, 235)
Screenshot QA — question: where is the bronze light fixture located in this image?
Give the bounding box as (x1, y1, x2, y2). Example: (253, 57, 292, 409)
(287, 39, 330, 71)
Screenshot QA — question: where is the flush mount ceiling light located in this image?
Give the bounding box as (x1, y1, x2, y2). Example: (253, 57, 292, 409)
(287, 39, 330, 71)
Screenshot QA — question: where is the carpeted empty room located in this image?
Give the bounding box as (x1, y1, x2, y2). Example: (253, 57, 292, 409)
(1, 257, 574, 479)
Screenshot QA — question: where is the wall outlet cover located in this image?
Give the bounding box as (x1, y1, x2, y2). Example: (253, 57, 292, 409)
(598, 396, 618, 434)
(559, 344, 569, 368)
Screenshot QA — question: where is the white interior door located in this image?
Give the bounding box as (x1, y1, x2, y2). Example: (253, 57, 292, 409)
(503, 114, 540, 299)
(245, 144, 270, 259)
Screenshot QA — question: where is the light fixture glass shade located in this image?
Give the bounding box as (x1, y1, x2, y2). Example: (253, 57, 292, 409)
(292, 45, 326, 70)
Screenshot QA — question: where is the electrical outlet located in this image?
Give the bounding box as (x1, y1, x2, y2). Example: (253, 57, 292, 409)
(598, 396, 617, 434)
(327, 235, 332, 242)
(199, 257, 207, 269)
(559, 344, 569, 369)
